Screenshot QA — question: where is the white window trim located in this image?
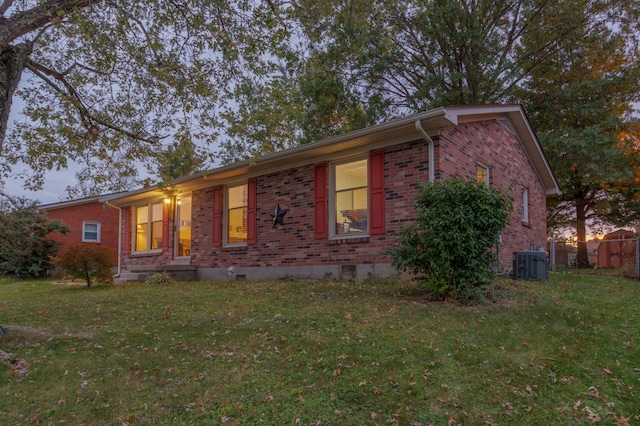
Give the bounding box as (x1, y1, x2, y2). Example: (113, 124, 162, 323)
(82, 221, 101, 243)
(329, 156, 370, 239)
(223, 183, 248, 247)
(132, 202, 164, 253)
(476, 162, 490, 187)
(521, 188, 529, 223)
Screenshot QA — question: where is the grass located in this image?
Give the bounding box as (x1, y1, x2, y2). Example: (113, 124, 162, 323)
(0, 274, 639, 425)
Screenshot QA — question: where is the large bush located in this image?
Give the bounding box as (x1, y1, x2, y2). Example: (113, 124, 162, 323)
(54, 244, 115, 287)
(0, 195, 68, 277)
(386, 179, 512, 300)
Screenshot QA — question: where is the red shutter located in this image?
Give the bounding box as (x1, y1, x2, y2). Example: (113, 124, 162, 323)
(247, 178, 257, 245)
(162, 201, 170, 251)
(369, 150, 386, 235)
(212, 186, 223, 247)
(314, 163, 328, 239)
(122, 206, 131, 255)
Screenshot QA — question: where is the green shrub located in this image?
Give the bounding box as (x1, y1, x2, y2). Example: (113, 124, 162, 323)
(145, 271, 175, 285)
(54, 244, 115, 288)
(386, 179, 512, 300)
(0, 195, 68, 277)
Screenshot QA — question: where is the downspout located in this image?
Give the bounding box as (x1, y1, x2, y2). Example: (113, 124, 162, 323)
(105, 201, 122, 278)
(415, 120, 435, 182)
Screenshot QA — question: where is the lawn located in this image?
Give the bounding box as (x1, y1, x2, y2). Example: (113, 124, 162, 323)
(0, 274, 638, 425)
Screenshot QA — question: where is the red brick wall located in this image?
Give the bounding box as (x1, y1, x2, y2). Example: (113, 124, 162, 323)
(436, 121, 548, 269)
(121, 119, 548, 275)
(44, 201, 120, 266)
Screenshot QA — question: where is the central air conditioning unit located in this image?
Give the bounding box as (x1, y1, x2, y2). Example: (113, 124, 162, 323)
(513, 251, 548, 280)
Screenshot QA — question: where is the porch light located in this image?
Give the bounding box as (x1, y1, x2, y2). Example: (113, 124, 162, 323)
(164, 198, 171, 204)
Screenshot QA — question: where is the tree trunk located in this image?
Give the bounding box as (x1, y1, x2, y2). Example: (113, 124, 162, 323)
(0, 0, 100, 155)
(576, 201, 590, 268)
(0, 43, 31, 154)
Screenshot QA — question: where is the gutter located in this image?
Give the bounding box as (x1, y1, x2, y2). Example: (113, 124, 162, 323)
(105, 201, 122, 278)
(415, 120, 435, 182)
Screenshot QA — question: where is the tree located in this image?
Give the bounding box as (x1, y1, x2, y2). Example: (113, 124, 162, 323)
(0, 193, 68, 277)
(276, 0, 640, 256)
(278, 0, 579, 116)
(54, 243, 114, 287)
(385, 179, 512, 300)
(0, 1, 289, 191)
(518, 0, 640, 266)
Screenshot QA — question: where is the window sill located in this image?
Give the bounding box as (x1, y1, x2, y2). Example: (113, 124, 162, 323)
(131, 250, 163, 257)
(328, 235, 370, 245)
(222, 243, 248, 251)
(521, 221, 531, 228)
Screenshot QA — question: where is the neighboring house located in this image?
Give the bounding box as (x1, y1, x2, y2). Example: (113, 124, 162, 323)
(40, 196, 120, 266)
(101, 104, 561, 282)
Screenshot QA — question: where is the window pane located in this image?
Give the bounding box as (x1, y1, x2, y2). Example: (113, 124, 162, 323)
(136, 223, 148, 251)
(151, 203, 163, 221)
(151, 221, 163, 249)
(137, 206, 149, 224)
(477, 165, 489, 186)
(228, 208, 247, 243)
(336, 160, 367, 191)
(228, 185, 247, 209)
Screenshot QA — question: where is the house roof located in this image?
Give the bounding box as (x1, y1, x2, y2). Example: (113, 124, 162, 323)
(39, 196, 101, 211)
(39, 191, 128, 211)
(101, 104, 560, 206)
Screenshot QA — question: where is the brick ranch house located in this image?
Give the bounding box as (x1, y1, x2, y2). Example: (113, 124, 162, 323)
(39, 196, 120, 267)
(100, 104, 560, 282)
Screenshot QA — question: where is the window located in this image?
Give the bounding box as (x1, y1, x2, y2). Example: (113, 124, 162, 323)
(226, 183, 248, 244)
(476, 163, 490, 186)
(521, 188, 529, 223)
(82, 221, 101, 242)
(333, 158, 368, 236)
(134, 202, 164, 252)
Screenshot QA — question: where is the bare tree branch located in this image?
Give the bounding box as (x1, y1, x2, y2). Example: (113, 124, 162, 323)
(0, 0, 100, 50)
(0, 0, 15, 17)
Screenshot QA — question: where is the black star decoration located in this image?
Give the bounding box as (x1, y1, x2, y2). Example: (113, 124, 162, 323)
(270, 204, 289, 229)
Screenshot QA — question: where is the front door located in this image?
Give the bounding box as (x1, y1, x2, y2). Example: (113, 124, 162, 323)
(176, 196, 192, 258)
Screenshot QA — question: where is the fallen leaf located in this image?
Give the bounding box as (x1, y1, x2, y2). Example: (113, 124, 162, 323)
(584, 406, 601, 422)
(371, 412, 378, 419)
(262, 395, 273, 404)
(574, 401, 582, 411)
(614, 415, 630, 425)
(585, 387, 601, 399)
(603, 368, 612, 375)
